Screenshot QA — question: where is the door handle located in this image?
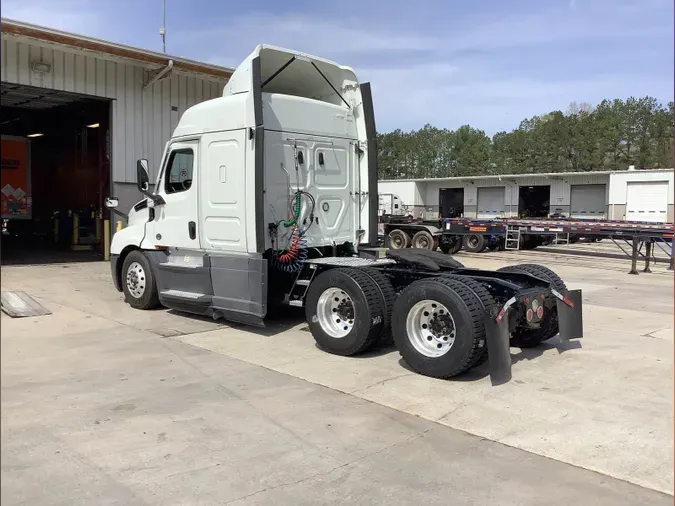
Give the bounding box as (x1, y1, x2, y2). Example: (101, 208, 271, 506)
(188, 221, 196, 240)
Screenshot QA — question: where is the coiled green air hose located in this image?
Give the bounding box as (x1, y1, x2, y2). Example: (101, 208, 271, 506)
(283, 193, 302, 227)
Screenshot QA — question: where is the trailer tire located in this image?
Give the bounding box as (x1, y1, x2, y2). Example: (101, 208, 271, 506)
(387, 229, 409, 249)
(520, 236, 540, 250)
(362, 268, 397, 345)
(463, 234, 487, 253)
(412, 230, 436, 250)
(305, 268, 385, 356)
(496, 263, 567, 348)
(391, 277, 489, 378)
(121, 250, 161, 310)
(439, 236, 461, 255)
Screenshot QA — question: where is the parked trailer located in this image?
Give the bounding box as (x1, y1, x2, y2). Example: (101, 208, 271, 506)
(442, 217, 674, 272)
(106, 45, 583, 385)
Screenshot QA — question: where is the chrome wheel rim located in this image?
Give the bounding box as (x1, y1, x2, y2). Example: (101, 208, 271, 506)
(405, 300, 456, 357)
(126, 261, 146, 298)
(316, 288, 355, 338)
(416, 235, 431, 249)
(390, 232, 405, 249)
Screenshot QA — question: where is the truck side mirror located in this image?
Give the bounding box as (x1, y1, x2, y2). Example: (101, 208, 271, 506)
(136, 159, 150, 193)
(104, 197, 119, 209)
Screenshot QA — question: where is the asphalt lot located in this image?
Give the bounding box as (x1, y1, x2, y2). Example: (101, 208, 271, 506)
(1, 248, 673, 504)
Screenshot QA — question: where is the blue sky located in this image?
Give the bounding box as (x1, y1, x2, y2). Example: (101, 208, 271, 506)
(3, 0, 673, 135)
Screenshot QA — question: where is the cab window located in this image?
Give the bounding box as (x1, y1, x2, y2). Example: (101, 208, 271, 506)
(164, 149, 194, 194)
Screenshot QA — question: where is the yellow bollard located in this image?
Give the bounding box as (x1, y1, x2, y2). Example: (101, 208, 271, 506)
(103, 219, 110, 261)
(116, 220, 123, 232)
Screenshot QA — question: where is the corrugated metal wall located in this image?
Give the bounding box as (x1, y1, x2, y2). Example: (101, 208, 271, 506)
(1, 36, 227, 186)
(414, 173, 610, 209)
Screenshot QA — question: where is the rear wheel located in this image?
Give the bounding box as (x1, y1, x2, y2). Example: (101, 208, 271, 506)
(391, 277, 490, 378)
(305, 268, 385, 356)
(412, 230, 436, 250)
(463, 234, 487, 253)
(497, 263, 567, 348)
(387, 229, 409, 249)
(361, 267, 396, 345)
(121, 250, 160, 310)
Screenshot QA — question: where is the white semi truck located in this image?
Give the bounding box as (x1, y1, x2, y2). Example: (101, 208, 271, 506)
(106, 45, 582, 384)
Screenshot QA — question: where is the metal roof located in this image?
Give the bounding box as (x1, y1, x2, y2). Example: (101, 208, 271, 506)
(0, 18, 234, 79)
(380, 168, 675, 183)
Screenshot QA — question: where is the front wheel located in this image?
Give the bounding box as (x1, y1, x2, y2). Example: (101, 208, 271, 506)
(121, 250, 160, 310)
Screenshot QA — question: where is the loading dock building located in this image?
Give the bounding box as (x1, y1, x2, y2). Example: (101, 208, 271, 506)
(1, 18, 232, 260)
(379, 168, 675, 223)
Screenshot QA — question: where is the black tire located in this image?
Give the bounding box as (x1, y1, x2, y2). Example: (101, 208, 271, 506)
(496, 263, 567, 348)
(412, 230, 435, 250)
(305, 268, 385, 356)
(391, 277, 490, 379)
(442, 274, 496, 366)
(121, 250, 161, 310)
(362, 268, 397, 345)
(519, 236, 540, 250)
(439, 236, 460, 254)
(387, 229, 409, 249)
(488, 238, 505, 251)
(463, 234, 487, 253)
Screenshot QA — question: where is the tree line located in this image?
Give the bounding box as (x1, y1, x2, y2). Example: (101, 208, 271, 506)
(376, 96, 674, 179)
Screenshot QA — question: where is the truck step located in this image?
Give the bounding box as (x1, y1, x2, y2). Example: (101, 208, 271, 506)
(160, 289, 207, 300)
(288, 300, 303, 307)
(295, 279, 311, 286)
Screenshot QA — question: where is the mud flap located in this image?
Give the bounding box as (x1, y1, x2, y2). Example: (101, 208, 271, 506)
(556, 289, 583, 342)
(484, 309, 512, 386)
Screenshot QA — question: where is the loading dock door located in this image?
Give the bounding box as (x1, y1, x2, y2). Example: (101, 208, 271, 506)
(626, 181, 668, 223)
(570, 184, 606, 219)
(477, 187, 504, 218)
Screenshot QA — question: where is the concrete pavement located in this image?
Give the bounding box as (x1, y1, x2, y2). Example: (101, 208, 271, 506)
(1, 250, 673, 504)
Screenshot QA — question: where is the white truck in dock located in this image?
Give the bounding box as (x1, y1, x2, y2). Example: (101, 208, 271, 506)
(105, 45, 583, 385)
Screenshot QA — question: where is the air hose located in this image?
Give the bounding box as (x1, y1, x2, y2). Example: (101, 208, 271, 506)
(272, 190, 314, 272)
(282, 193, 302, 227)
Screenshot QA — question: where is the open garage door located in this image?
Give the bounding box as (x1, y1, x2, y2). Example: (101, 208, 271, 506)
(626, 181, 668, 223)
(570, 184, 606, 219)
(1, 83, 111, 265)
(518, 185, 550, 218)
(477, 187, 504, 218)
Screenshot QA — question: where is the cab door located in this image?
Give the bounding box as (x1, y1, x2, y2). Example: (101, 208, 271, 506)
(148, 140, 200, 249)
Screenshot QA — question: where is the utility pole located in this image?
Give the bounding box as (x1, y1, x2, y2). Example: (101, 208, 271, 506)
(160, 0, 167, 53)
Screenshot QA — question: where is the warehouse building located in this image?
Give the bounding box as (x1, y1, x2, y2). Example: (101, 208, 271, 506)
(379, 168, 675, 223)
(0, 18, 232, 261)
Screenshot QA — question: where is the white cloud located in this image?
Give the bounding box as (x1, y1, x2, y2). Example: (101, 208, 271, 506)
(4, 0, 672, 134)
